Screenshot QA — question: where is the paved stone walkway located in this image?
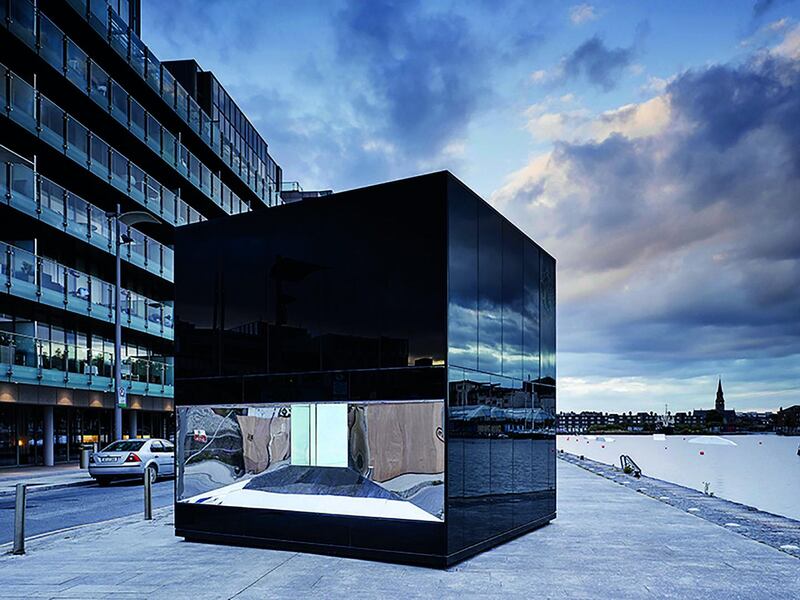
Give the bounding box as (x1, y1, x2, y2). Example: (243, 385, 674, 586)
(1, 460, 798, 599)
(559, 451, 800, 558)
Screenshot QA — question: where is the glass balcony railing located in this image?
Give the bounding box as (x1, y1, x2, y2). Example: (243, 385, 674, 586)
(1, 241, 174, 341)
(1, 159, 174, 282)
(0, 11, 253, 219)
(0, 62, 207, 227)
(0, 329, 174, 397)
(4, 0, 280, 208)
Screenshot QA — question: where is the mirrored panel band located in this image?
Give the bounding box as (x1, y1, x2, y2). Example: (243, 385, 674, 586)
(177, 400, 445, 522)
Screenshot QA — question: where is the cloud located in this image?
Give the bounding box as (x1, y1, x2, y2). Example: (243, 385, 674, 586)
(640, 74, 675, 95)
(569, 4, 598, 25)
(562, 36, 635, 90)
(523, 94, 671, 144)
(558, 22, 651, 91)
(530, 31, 645, 91)
(751, 0, 797, 21)
(334, 0, 529, 165)
(773, 22, 800, 59)
(142, 0, 551, 192)
(494, 32, 800, 410)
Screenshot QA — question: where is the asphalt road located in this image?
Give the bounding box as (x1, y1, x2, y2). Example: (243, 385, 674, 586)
(0, 478, 174, 545)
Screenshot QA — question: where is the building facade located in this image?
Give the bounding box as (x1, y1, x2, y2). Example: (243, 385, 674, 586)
(173, 172, 556, 566)
(775, 405, 800, 435)
(0, 0, 281, 466)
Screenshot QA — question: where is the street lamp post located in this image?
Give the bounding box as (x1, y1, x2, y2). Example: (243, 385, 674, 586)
(108, 204, 161, 441)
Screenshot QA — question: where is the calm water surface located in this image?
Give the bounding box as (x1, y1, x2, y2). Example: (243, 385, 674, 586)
(557, 434, 800, 521)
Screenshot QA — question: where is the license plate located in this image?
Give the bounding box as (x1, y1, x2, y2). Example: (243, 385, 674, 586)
(99, 457, 116, 463)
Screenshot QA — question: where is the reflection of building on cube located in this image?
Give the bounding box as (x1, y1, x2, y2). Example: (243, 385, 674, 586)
(174, 172, 556, 567)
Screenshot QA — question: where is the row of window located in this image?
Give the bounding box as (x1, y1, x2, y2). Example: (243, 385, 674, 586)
(0, 63, 211, 227)
(2, 159, 174, 282)
(0, 405, 172, 468)
(62, 0, 282, 205)
(0, 7, 262, 217)
(1, 241, 174, 340)
(210, 76, 280, 186)
(0, 316, 174, 391)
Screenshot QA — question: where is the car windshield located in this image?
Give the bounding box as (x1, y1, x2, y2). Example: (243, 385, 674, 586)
(102, 441, 145, 452)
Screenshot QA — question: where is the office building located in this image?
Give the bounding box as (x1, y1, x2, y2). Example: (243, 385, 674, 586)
(0, 0, 282, 466)
(173, 172, 556, 567)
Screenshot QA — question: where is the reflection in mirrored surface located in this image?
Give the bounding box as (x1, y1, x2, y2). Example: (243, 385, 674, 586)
(446, 367, 556, 552)
(445, 181, 556, 554)
(177, 401, 444, 522)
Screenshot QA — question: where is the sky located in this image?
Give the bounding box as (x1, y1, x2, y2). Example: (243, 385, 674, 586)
(142, 0, 800, 414)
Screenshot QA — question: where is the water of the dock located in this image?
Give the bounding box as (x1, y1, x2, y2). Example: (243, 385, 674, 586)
(0, 460, 797, 599)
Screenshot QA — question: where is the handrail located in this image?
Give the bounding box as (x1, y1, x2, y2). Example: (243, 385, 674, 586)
(0, 329, 174, 392)
(1, 61, 210, 226)
(59, 0, 281, 206)
(2, 159, 174, 282)
(619, 455, 642, 478)
(0, 241, 174, 341)
(1, 9, 259, 216)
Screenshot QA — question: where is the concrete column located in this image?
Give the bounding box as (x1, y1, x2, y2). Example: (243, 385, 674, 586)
(128, 410, 138, 439)
(43, 405, 54, 467)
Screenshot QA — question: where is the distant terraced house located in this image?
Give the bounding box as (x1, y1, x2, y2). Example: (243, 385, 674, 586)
(775, 405, 800, 435)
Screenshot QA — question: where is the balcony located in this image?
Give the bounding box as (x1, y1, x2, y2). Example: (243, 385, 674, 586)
(0, 329, 174, 398)
(2, 158, 174, 282)
(3, 0, 280, 207)
(1, 241, 174, 341)
(0, 62, 212, 227)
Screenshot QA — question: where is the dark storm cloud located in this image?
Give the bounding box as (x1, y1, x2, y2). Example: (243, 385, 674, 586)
(504, 50, 800, 373)
(752, 0, 797, 20)
(753, 0, 777, 18)
(560, 21, 649, 91)
(562, 36, 635, 90)
(334, 0, 490, 159)
(669, 59, 800, 153)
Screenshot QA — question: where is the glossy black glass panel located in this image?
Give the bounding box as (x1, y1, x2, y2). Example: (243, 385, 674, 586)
(175, 175, 447, 378)
(445, 177, 556, 558)
(447, 182, 478, 371)
(523, 242, 540, 382)
(540, 253, 556, 384)
(502, 221, 524, 380)
(477, 201, 502, 375)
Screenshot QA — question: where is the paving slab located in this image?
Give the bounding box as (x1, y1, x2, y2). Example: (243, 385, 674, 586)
(0, 460, 797, 599)
(560, 451, 800, 558)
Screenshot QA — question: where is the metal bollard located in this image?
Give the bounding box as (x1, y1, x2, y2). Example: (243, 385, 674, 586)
(12, 483, 27, 555)
(80, 448, 90, 470)
(143, 468, 152, 520)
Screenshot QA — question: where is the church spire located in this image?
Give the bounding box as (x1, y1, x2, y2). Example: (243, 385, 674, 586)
(715, 378, 725, 412)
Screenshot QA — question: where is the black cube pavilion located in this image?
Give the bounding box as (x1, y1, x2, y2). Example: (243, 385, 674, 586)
(173, 171, 556, 567)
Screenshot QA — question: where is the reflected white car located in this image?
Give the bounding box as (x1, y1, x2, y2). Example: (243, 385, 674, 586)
(89, 438, 174, 485)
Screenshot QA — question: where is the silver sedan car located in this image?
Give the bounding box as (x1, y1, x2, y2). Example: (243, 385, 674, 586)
(89, 438, 174, 486)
